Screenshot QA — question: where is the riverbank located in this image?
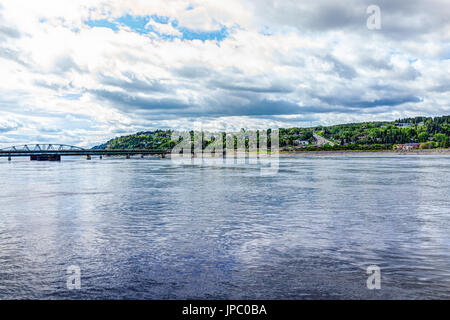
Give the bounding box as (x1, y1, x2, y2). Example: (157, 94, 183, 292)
(279, 148, 450, 156)
(164, 148, 450, 159)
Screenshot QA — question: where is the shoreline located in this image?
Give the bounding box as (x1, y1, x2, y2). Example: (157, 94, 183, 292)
(278, 148, 450, 156)
(165, 148, 450, 159)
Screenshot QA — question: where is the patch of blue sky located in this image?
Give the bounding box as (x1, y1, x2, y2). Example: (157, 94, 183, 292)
(84, 18, 118, 31)
(259, 26, 273, 36)
(173, 21, 229, 41)
(61, 93, 82, 100)
(84, 14, 229, 42)
(183, 26, 228, 41)
(115, 14, 169, 34)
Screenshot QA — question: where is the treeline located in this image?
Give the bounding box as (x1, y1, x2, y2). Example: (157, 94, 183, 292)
(100, 130, 176, 150)
(311, 115, 450, 148)
(294, 144, 393, 152)
(98, 130, 275, 151)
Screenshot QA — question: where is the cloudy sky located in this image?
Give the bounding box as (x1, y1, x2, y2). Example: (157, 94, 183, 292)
(0, 0, 449, 147)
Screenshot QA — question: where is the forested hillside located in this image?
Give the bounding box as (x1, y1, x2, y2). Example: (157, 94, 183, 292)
(96, 115, 450, 151)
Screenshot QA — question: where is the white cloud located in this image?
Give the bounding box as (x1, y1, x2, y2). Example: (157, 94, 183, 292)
(145, 19, 182, 37)
(176, 6, 220, 31)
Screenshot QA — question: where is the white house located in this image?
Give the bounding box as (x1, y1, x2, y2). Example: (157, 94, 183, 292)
(294, 139, 309, 146)
(396, 123, 412, 128)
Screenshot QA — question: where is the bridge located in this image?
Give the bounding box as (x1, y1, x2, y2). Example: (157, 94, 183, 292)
(0, 144, 171, 161)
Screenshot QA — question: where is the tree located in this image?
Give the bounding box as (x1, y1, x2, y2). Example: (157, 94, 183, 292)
(418, 132, 429, 142)
(434, 133, 447, 147)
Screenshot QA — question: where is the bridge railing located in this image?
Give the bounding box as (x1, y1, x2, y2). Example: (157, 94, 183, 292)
(0, 144, 87, 152)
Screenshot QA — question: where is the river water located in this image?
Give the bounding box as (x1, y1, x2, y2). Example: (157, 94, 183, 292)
(0, 155, 449, 299)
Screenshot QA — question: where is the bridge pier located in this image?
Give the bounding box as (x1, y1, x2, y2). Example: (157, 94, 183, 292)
(126, 154, 131, 159)
(8, 156, 11, 161)
(99, 155, 102, 159)
(86, 155, 91, 160)
(30, 154, 61, 161)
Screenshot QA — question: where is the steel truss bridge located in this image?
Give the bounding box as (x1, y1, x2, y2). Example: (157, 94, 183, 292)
(0, 144, 170, 161)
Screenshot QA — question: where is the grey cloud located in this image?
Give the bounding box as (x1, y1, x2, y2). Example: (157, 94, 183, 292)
(0, 26, 21, 39)
(0, 47, 28, 66)
(38, 127, 63, 134)
(371, 0, 450, 39)
(430, 83, 450, 93)
(250, 1, 365, 32)
(317, 94, 422, 109)
(208, 69, 295, 93)
(0, 120, 21, 133)
(0, 5, 21, 42)
(252, 0, 364, 31)
(250, 0, 450, 40)
(303, 4, 364, 31)
(110, 127, 132, 134)
(34, 79, 71, 91)
(90, 86, 303, 117)
(359, 56, 393, 71)
(397, 66, 422, 81)
(211, 80, 294, 94)
(91, 85, 368, 118)
(98, 72, 168, 93)
(174, 65, 215, 79)
(208, 98, 301, 116)
(53, 56, 85, 74)
(92, 67, 300, 117)
(91, 89, 191, 111)
(325, 54, 357, 79)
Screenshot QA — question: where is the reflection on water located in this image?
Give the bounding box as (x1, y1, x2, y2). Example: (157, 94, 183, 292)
(0, 155, 449, 299)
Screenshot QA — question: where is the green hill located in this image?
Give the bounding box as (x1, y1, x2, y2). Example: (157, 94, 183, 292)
(95, 115, 450, 151)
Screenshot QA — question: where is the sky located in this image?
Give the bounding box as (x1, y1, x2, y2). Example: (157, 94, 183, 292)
(0, 0, 449, 147)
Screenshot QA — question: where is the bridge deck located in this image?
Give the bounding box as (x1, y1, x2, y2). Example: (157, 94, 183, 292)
(0, 149, 171, 157)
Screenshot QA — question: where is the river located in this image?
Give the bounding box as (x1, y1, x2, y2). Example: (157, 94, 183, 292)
(0, 155, 449, 299)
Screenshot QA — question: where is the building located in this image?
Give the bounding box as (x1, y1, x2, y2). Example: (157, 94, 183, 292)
(395, 143, 420, 150)
(396, 123, 412, 128)
(294, 139, 309, 146)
